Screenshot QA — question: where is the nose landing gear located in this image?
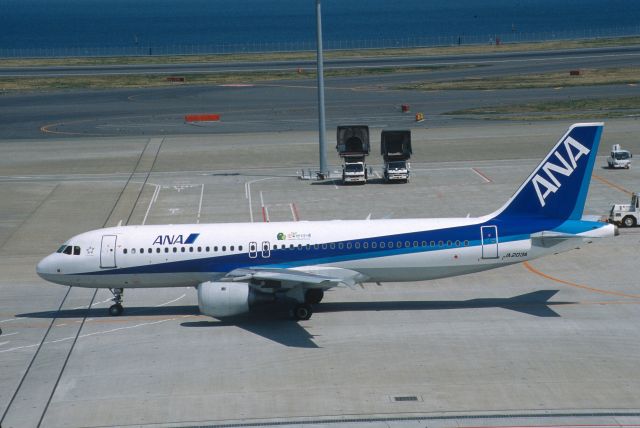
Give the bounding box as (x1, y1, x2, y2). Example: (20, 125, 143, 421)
(108, 288, 124, 316)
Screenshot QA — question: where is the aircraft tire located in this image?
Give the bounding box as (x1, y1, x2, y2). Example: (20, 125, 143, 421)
(293, 304, 312, 321)
(109, 304, 124, 316)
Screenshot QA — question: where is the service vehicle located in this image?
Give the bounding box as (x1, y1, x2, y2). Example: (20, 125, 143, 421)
(381, 130, 412, 183)
(337, 125, 370, 184)
(607, 144, 632, 169)
(609, 192, 640, 227)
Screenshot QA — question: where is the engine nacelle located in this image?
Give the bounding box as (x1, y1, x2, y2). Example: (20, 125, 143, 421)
(197, 282, 273, 318)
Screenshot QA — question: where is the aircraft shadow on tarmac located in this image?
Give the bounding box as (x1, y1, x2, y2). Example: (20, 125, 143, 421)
(17, 290, 569, 348)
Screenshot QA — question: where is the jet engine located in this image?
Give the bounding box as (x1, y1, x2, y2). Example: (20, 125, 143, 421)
(197, 281, 273, 317)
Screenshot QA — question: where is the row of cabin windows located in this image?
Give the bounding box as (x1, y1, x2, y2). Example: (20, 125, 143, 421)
(123, 245, 242, 255)
(288, 240, 470, 251)
(57, 245, 81, 255)
(121, 240, 470, 255)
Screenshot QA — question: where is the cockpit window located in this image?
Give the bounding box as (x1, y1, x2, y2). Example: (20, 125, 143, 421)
(56, 245, 67, 253)
(63, 246, 73, 255)
(73, 246, 81, 255)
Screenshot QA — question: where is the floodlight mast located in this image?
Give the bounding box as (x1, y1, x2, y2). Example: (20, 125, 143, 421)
(316, 0, 328, 178)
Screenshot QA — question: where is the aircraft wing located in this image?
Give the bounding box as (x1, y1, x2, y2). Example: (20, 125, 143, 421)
(223, 267, 366, 290)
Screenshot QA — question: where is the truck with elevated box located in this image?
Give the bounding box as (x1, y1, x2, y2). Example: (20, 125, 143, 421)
(337, 125, 370, 184)
(381, 130, 412, 183)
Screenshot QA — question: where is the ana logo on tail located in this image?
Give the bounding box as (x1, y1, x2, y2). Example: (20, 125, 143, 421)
(532, 136, 590, 207)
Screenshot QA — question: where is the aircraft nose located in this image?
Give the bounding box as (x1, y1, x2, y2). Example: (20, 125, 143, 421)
(36, 254, 57, 280)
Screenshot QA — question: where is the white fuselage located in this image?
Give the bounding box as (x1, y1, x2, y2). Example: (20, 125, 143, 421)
(36, 216, 612, 290)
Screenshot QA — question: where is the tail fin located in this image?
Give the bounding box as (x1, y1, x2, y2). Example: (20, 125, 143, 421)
(493, 123, 603, 220)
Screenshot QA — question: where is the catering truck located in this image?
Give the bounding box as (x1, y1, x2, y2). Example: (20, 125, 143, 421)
(337, 125, 370, 184)
(381, 130, 412, 183)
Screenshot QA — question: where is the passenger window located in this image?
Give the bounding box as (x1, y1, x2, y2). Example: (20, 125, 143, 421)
(230, 246, 234, 251)
(289, 244, 294, 249)
(222, 246, 226, 251)
(430, 241, 435, 247)
(346, 243, 352, 249)
(421, 241, 427, 247)
(354, 242, 360, 249)
(148, 248, 152, 254)
(322, 244, 327, 250)
(313, 244, 319, 250)
(380, 242, 385, 249)
(388, 242, 393, 248)
(397, 241, 402, 248)
(438, 241, 444, 247)
(156, 248, 161, 253)
(371, 242, 377, 249)
(338, 243, 344, 249)
(298, 244, 302, 250)
(273, 244, 277, 250)
(464, 240, 469, 246)
(63, 246, 73, 255)
(181, 247, 186, 252)
(363, 242, 368, 249)
(446, 240, 452, 247)
(413, 241, 418, 247)
(140, 248, 144, 254)
(189, 247, 194, 252)
(197, 247, 202, 252)
(239, 245, 243, 251)
(165, 248, 169, 253)
(214, 246, 218, 252)
(132, 248, 137, 254)
(455, 240, 461, 247)
(206, 246, 210, 252)
(330, 243, 335, 249)
(173, 247, 177, 253)
(123, 249, 128, 254)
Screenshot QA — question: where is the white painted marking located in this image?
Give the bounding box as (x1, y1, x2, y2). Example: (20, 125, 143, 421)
(0, 319, 18, 324)
(142, 184, 161, 225)
(374, 171, 381, 178)
(245, 177, 278, 223)
(72, 298, 112, 310)
(197, 184, 204, 224)
(0, 342, 10, 347)
(1, 332, 18, 337)
(289, 203, 297, 221)
(155, 294, 186, 307)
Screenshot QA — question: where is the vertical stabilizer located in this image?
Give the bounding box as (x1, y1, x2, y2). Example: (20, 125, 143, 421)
(493, 123, 603, 220)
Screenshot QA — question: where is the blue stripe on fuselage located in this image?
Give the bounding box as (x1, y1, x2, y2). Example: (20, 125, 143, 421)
(74, 216, 571, 276)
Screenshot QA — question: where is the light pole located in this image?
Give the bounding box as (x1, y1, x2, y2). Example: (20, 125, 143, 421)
(316, 0, 327, 178)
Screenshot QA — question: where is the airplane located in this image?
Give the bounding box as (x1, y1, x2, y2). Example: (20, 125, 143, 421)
(36, 123, 616, 321)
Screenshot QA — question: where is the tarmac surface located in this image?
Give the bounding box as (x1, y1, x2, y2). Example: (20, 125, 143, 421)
(1, 119, 640, 427)
(2, 44, 640, 427)
(2, 45, 640, 139)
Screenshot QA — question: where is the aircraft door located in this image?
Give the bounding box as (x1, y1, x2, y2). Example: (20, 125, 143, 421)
(261, 241, 271, 258)
(480, 226, 499, 259)
(248, 241, 258, 259)
(100, 235, 117, 268)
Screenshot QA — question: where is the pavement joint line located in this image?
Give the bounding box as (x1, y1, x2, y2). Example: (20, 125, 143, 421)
(593, 173, 633, 195)
(523, 261, 640, 299)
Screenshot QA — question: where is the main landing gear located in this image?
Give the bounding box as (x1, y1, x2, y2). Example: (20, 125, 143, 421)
(290, 289, 325, 321)
(108, 288, 124, 316)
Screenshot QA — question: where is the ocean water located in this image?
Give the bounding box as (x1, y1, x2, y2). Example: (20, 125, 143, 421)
(1, 0, 639, 54)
